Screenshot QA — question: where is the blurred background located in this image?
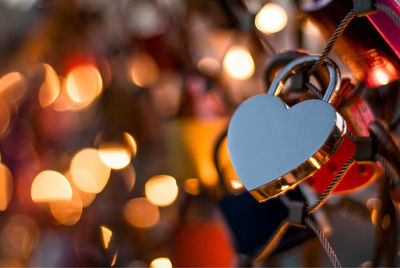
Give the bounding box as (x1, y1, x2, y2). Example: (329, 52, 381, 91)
(0, 0, 399, 267)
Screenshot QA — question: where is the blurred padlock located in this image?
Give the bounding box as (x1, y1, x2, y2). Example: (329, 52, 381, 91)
(172, 210, 236, 267)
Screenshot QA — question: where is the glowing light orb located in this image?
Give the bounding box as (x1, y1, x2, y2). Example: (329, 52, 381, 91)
(145, 175, 178, 207)
(223, 47, 255, 80)
(150, 258, 172, 268)
(123, 198, 160, 228)
(66, 64, 103, 107)
(98, 143, 131, 170)
(31, 171, 73, 203)
(255, 3, 288, 34)
(70, 148, 111, 194)
(39, 64, 60, 107)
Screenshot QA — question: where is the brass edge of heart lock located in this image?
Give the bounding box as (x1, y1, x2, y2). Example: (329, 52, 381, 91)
(250, 112, 347, 202)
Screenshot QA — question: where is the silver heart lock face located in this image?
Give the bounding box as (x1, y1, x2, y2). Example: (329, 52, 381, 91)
(227, 56, 347, 201)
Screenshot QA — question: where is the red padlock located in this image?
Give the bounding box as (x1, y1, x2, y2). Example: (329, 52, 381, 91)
(307, 80, 382, 193)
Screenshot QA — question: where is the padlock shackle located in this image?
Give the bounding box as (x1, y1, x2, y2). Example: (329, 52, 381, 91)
(267, 55, 341, 104)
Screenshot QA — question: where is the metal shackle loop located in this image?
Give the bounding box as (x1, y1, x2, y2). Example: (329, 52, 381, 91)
(267, 55, 341, 104)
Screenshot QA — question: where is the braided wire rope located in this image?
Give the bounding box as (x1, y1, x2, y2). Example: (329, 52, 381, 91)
(305, 81, 323, 99)
(307, 10, 356, 76)
(307, 157, 356, 214)
(305, 216, 342, 268)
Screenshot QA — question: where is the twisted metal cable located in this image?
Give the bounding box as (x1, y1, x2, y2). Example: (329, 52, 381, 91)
(308, 10, 356, 76)
(305, 81, 323, 99)
(305, 216, 342, 268)
(376, 153, 400, 186)
(307, 157, 356, 214)
(375, 2, 400, 29)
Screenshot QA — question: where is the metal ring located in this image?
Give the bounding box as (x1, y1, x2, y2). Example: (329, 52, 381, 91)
(267, 55, 341, 104)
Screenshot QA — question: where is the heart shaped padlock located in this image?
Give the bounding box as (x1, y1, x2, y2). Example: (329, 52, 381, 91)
(228, 56, 348, 201)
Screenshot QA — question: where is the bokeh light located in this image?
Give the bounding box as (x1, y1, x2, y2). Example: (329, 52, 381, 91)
(184, 178, 200, 196)
(66, 64, 103, 108)
(111, 251, 118, 266)
(31, 170, 73, 203)
(74, 186, 97, 208)
(223, 46, 255, 80)
(123, 132, 138, 157)
(197, 57, 221, 76)
(39, 64, 60, 107)
(0, 72, 27, 105)
(65, 171, 97, 207)
(0, 99, 10, 137)
(230, 180, 243, 190)
(49, 189, 83, 225)
(150, 257, 172, 268)
(130, 52, 159, 87)
(121, 165, 136, 192)
(98, 143, 131, 170)
(145, 175, 178, 207)
(0, 215, 39, 260)
(0, 164, 13, 211)
(70, 148, 111, 194)
(100, 225, 112, 249)
(372, 68, 390, 85)
(123, 198, 160, 228)
(255, 3, 288, 34)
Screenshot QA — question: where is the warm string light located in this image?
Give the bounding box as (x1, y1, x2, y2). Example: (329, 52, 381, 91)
(0, 164, 13, 211)
(98, 144, 131, 170)
(145, 175, 178, 207)
(223, 46, 255, 80)
(150, 257, 172, 268)
(130, 52, 159, 87)
(39, 64, 60, 107)
(49, 189, 83, 225)
(65, 64, 103, 108)
(31, 170, 73, 203)
(70, 148, 111, 194)
(123, 198, 160, 228)
(255, 3, 288, 34)
(100, 226, 113, 249)
(0, 215, 39, 260)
